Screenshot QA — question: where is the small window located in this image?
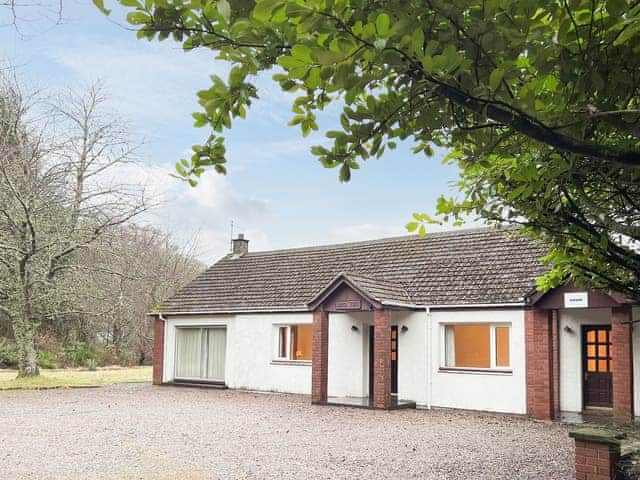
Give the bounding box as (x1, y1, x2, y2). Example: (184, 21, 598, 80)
(443, 324, 511, 370)
(275, 325, 313, 361)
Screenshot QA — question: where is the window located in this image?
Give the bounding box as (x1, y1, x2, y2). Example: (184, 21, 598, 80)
(443, 324, 511, 370)
(275, 325, 313, 361)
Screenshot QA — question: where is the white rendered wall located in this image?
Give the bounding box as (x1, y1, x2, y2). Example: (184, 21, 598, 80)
(163, 307, 529, 414)
(326, 310, 428, 403)
(393, 310, 428, 405)
(558, 308, 611, 412)
(429, 309, 527, 414)
(163, 312, 314, 395)
(327, 311, 369, 398)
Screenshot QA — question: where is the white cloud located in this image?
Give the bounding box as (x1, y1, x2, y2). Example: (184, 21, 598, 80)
(328, 220, 486, 245)
(329, 223, 408, 243)
(104, 161, 271, 264)
(49, 42, 220, 130)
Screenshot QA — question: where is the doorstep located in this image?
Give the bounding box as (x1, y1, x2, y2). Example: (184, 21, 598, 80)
(314, 396, 416, 410)
(168, 380, 228, 390)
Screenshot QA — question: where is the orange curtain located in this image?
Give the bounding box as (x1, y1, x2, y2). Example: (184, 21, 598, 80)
(291, 325, 313, 360)
(495, 327, 510, 367)
(452, 325, 490, 368)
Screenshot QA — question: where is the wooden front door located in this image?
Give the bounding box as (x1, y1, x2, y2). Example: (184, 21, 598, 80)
(369, 326, 374, 399)
(368, 326, 399, 399)
(391, 325, 398, 395)
(583, 325, 612, 408)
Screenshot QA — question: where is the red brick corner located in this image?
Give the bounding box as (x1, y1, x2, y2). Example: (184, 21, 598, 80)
(152, 317, 165, 385)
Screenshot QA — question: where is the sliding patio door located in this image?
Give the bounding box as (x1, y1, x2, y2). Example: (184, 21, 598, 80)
(205, 328, 226, 381)
(175, 327, 227, 382)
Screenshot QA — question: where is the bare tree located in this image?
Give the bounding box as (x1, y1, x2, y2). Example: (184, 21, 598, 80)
(0, 77, 148, 376)
(74, 225, 204, 365)
(0, 1, 64, 33)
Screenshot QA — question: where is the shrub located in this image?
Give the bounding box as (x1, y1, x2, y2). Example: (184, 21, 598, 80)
(0, 337, 18, 369)
(85, 358, 98, 371)
(61, 340, 98, 367)
(97, 344, 120, 367)
(37, 350, 58, 369)
(37, 332, 62, 358)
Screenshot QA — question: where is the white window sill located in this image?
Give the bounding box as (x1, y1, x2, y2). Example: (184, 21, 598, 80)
(270, 359, 312, 366)
(438, 367, 512, 376)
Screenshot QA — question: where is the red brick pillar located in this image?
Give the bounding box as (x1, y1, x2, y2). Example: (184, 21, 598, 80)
(373, 308, 392, 409)
(312, 308, 329, 404)
(551, 309, 560, 417)
(525, 307, 555, 420)
(611, 306, 633, 422)
(570, 429, 622, 480)
(152, 317, 165, 385)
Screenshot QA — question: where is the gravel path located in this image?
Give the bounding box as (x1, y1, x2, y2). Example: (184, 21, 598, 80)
(0, 384, 574, 479)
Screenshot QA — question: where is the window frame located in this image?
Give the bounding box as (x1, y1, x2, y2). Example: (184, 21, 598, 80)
(272, 324, 313, 365)
(439, 323, 512, 373)
(174, 325, 227, 382)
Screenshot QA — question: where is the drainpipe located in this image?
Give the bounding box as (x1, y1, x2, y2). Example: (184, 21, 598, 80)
(425, 306, 432, 410)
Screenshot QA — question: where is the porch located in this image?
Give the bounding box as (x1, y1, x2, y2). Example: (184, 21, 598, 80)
(526, 285, 638, 423)
(307, 273, 420, 410)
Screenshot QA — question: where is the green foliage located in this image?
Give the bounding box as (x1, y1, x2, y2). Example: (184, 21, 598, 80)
(106, 0, 640, 299)
(61, 341, 100, 368)
(37, 350, 59, 370)
(85, 358, 98, 371)
(0, 338, 18, 369)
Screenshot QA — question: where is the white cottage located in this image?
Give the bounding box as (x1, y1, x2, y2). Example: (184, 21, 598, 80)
(151, 227, 640, 422)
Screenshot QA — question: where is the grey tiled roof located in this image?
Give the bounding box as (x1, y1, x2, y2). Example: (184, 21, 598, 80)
(309, 272, 413, 306)
(160, 227, 549, 314)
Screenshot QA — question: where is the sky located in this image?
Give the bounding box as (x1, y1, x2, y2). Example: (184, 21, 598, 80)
(0, 1, 463, 263)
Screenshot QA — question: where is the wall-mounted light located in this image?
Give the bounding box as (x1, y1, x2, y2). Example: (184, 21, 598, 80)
(401, 325, 409, 333)
(563, 325, 574, 334)
(351, 325, 359, 332)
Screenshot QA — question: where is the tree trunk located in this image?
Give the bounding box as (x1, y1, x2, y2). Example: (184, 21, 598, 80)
(13, 314, 39, 377)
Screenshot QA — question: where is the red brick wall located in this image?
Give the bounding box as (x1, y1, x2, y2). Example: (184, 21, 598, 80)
(152, 317, 165, 385)
(574, 439, 619, 480)
(373, 308, 391, 409)
(311, 309, 329, 403)
(525, 307, 555, 420)
(611, 306, 633, 422)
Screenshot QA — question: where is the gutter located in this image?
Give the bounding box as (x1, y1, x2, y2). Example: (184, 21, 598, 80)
(146, 306, 310, 316)
(148, 301, 525, 317)
(381, 300, 525, 309)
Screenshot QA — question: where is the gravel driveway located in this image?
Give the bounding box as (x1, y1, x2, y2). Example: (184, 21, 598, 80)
(0, 384, 573, 479)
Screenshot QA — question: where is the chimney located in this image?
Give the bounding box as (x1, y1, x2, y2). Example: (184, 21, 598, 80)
(231, 234, 249, 257)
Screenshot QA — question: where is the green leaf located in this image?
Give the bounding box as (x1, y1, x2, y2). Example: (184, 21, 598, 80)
(406, 221, 419, 232)
(93, 0, 111, 14)
(489, 67, 505, 91)
(252, 0, 279, 21)
(217, 0, 231, 22)
(126, 12, 150, 25)
(376, 13, 390, 37)
(339, 163, 351, 182)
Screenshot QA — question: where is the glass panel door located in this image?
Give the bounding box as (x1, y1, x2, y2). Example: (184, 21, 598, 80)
(583, 325, 612, 407)
(175, 327, 227, 382)
(205, 328, 226, 382)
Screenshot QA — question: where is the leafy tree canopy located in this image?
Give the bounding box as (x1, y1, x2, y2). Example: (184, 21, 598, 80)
(97, 0, 640, 300)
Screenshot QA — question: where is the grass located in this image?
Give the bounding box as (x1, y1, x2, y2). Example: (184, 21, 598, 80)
(0, 366, 152, 390)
